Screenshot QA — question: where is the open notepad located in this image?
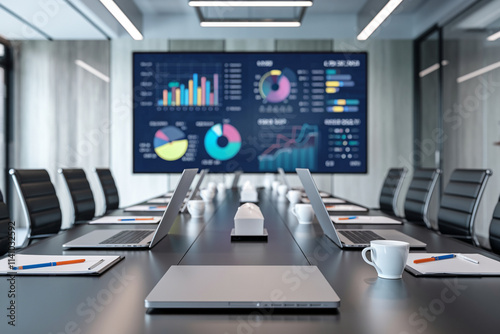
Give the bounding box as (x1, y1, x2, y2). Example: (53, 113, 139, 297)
(0, 255, 123, 275)
(405, 253, 500, 276)
(125, 205, 167, 212)
(330, 215, 402, 224)
(90, 216, 161, 224)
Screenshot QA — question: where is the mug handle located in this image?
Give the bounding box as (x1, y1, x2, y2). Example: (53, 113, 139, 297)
(361, 247, 375, 267)
(291, 206, 298, 218)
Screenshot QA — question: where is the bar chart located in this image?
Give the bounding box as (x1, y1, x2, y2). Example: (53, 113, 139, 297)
(155, 63, 222, 107)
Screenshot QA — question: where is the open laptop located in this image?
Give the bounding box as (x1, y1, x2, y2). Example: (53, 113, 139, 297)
(145, 265, 340, 309)
(296, 168, 426, 249)
(180, 169, 207, 213)
(278, 167, 304, 191)
(63, 169, 198, 249)
(231, 171, 242, 189)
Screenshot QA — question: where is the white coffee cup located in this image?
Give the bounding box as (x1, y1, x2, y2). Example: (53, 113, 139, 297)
(286, 190, 302, 204)
(277, 184, 288, 200)
(187, 200, 205, 218)
(200, 188, 215, 202)
(207, 182, 217, 193)
(217, 182, 226, 194)
(271, 181, 281, 193)
(264, 174, 275, 189)
(292, 203, 314, 224)
(362, 240, 410, 279)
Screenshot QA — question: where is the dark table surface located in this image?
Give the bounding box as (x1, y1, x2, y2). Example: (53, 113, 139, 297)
(2, 189, 500, 334)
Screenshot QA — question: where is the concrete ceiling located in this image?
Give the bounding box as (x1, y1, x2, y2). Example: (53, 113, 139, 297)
(0, 0, 487, 40)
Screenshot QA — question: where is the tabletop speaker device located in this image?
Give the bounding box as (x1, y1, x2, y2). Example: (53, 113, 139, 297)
(231, 203, 268, 241)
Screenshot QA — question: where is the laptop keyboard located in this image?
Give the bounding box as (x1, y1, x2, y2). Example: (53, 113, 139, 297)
(100, 230, 154, 245)
(338, 230, 384, 244)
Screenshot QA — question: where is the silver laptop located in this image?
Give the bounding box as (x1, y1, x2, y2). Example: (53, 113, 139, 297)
(180, 169, 207, 213)
(296, 168, 426, 249)
(63, 169, 198, 249)
(278, 167, 303, 191)
(231, 171, 242, 189)
(145, 265, 340, 309)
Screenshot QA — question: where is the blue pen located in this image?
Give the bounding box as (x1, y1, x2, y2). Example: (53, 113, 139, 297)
(13, 259, 85, 270)
(338, 216, 357, 221)
(414, 254, 455, 264)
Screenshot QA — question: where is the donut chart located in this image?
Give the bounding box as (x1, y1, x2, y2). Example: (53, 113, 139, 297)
(204, 124, 241, 161)
(153, 126, 189, 161)
(259, 69, 291, 103)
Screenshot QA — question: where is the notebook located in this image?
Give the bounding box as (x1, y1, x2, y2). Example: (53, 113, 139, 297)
(124, 205, 167, 212)
(0, 254, 123, 275)
(63, 169, 198, 249)
(330, 216, 402, 225)
(405, 253, 500, 276)
(145, 265, 340, 309)
(296, 168, 426, 249)
(89, 216, 161, 225)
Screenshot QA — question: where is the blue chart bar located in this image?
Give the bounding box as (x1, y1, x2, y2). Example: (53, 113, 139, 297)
(206, 81, 211, 105)
(326, 74, 352, 81)
(193, 73, 198, 104)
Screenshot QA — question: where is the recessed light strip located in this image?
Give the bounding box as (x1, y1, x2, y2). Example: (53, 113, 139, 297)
(487, 30, 500, 41)
(201, 21, 301, 27)
(419, 60, 449, 78)
(357, 0, 403, 41)
(99, 0, 143, 40)
(457, 60, 500, 83)
(189, 1, 313, 7)
(75, 60, 110, 83)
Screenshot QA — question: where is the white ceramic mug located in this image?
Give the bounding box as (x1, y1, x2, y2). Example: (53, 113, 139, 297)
(277, 184, 288, 199)
(207, 181, 217, 193)
(217, 182, 226, 194)
(292, 203, 314, 224)
(286, 190, 302, 204)
(264, 174, 275, 189)
(271, 181, 281, 193)
(361, 240, 410, 279)
(200, 189, 215, 202)
(187, 200, 205, 218)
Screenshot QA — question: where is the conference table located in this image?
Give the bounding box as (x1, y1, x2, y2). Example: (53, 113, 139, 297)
(2, 188, 500, 334)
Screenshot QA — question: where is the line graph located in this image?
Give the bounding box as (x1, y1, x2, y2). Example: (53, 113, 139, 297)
(258, 124, 318, 172)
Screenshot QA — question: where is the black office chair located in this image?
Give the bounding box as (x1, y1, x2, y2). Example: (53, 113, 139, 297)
(437, 169, 492, 246)
(0, 191, 11, 256)
(488, 196, 500, 254)
(95, 168, 119, 212)
(59, 168, 96, 223)
(9, 169, 62, 246)
(404, 168, 441, 229)
(379, 167, 408, 217)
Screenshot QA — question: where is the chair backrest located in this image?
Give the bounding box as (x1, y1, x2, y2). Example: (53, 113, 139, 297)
(437, 169, 492, 243)
(59, 168, 96, 222)
(404, 168, 441, 228)
(95, 168, 119, 211)
(0, 190, 11, 256)
(489, 197, 500, 254)
(9, 169, 62, 239)
(379, 167, 408, 216)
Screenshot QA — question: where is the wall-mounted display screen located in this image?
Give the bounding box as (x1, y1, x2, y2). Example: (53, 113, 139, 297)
(133, 52, 367, 173)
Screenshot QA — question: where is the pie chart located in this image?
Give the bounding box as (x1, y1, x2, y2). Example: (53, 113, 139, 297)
(259, 69, 291, 103)
(153, 126, 189, 161)
(204, 123, 241, 161)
